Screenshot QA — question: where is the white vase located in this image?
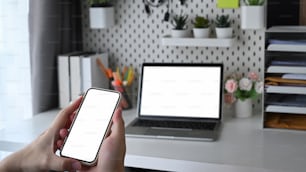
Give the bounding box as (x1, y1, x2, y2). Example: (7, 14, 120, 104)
(235, 98, 252, 118)
(241, 6, 265, 30)
(215, 27, 233, 38)
(193, 28, 210, 38)
(171, 29, 190, 38)
(89, 7, 114, 29)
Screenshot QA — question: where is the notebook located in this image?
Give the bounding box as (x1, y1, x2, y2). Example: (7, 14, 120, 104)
(125, 63, 223, 141)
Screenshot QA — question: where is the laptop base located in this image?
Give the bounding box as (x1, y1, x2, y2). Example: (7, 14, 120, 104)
(126, 119, 220, 141)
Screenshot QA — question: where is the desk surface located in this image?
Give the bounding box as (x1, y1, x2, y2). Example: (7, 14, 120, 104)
(123, 109, 306, 172)
(1, 108, 306, 172)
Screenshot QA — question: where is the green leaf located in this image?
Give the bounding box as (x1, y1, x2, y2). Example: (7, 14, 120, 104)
(244, 0, 265, 6)
(193, 16, 209, 28)
(89, 0, 112, 7)
(172, 14, 189, 30)
(234, 88, 259, 101)
(215, 15, 230, 28)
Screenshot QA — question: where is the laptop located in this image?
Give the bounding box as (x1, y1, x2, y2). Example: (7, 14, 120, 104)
(125, 63, 223, 141)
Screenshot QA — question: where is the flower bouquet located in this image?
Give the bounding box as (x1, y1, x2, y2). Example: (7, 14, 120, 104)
(224, 72, 263, 118)
(224, 72, 263, 104)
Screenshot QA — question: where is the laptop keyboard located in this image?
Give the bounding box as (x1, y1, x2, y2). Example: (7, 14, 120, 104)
(133, 120, 216, 130)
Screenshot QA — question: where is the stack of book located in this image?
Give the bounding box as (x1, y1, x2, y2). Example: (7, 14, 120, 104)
(58, 52, 109, 108)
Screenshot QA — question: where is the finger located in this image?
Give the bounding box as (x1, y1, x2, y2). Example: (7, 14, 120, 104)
(51, 96, 83, 132)
(64, 111, 77, 129)
(56, 139, 63, 149)
(70, 111, 77, 122)
(48, 155, 82, 171)
(65, 111, 77, 128)
(112, 108, 123, 123)
(110, 108, 125, 138)
(59, 128, 68, 139)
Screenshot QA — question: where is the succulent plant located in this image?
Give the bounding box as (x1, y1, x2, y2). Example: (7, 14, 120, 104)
(171, 14, 189, 30)
(89, 0, 112, 7)
(215, 15, 231, 28)
(192, 16, 210, 28)
(244, 0, 265, 5)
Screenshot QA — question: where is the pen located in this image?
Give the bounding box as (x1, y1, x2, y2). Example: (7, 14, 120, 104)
(96, 58, 113, 79)
(112, 72, 122, 85)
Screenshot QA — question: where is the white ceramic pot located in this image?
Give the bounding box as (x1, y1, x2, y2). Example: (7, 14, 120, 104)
(215, 27, 233, 38)
(241, 6, 265, 30)
(235, 98, 252, 118)
(193, 28, 210, 38)
(171, 29, 190, 38)
(89, 7, 114, 29)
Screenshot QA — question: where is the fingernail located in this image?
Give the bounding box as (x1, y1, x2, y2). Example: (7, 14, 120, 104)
(72, 162, 81, 170)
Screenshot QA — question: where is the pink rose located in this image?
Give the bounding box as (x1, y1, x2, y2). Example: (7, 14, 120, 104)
(248, 72, 259, 81)
(225, 79, 238, 93)
(224, 93, 236, 104)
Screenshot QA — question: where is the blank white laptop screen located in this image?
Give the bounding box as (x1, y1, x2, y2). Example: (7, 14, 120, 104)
(140, 66, 222, 119)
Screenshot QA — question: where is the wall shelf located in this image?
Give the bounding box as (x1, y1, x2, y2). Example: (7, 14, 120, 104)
(161, 35, 235, 47)
(267, 26, 306, 33)
(266, 85, 306, 95)
(267, 44, 306, 52)
(266, 105, 306, 114)
(266, 66, 306, 74)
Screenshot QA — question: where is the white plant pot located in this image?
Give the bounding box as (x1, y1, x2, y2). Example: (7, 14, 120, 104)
(235, 98, 252, 118)
(215, 27, 233, 38)
(89, 7, 114, 29)
(241, 6, 265, 30)
(193, 28, 210, 38)
(171, 29, 190, 38)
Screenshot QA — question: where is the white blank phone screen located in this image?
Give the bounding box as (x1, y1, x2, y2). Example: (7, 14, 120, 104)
(61, 89, 120, 163)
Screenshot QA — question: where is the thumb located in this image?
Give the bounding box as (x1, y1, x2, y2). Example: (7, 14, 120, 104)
(48, 155, 82, 171)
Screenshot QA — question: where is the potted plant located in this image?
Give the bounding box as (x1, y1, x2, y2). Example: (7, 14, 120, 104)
(192, 16, 210, 38)
(89, 0, 114, 29)
(224, 72, 263, 118)
(171, 14, 189, 38)
(215, 15, 233, 38)
(241, 0, 265, 30)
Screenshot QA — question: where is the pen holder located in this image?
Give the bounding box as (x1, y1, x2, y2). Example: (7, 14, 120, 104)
(111, 83, 132, 110)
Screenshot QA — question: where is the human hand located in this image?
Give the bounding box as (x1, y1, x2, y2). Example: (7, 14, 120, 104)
(0, 97, 83, 172)
(57, 108, 126, 172)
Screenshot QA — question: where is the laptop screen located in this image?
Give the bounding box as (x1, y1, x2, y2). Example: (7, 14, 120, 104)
(139, 64, 223, 119)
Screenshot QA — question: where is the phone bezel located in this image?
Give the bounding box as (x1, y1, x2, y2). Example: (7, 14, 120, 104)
(60, 87, 121, 166)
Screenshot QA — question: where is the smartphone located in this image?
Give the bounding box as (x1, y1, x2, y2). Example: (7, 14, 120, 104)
(60, 88, 121, 166)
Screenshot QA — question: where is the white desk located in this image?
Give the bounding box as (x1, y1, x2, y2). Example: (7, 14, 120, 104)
(123, 109, 306, 172)
(1, 108, 306, 172)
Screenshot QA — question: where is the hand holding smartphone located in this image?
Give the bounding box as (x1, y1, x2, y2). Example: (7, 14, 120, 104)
(60, 88, 121, 166)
